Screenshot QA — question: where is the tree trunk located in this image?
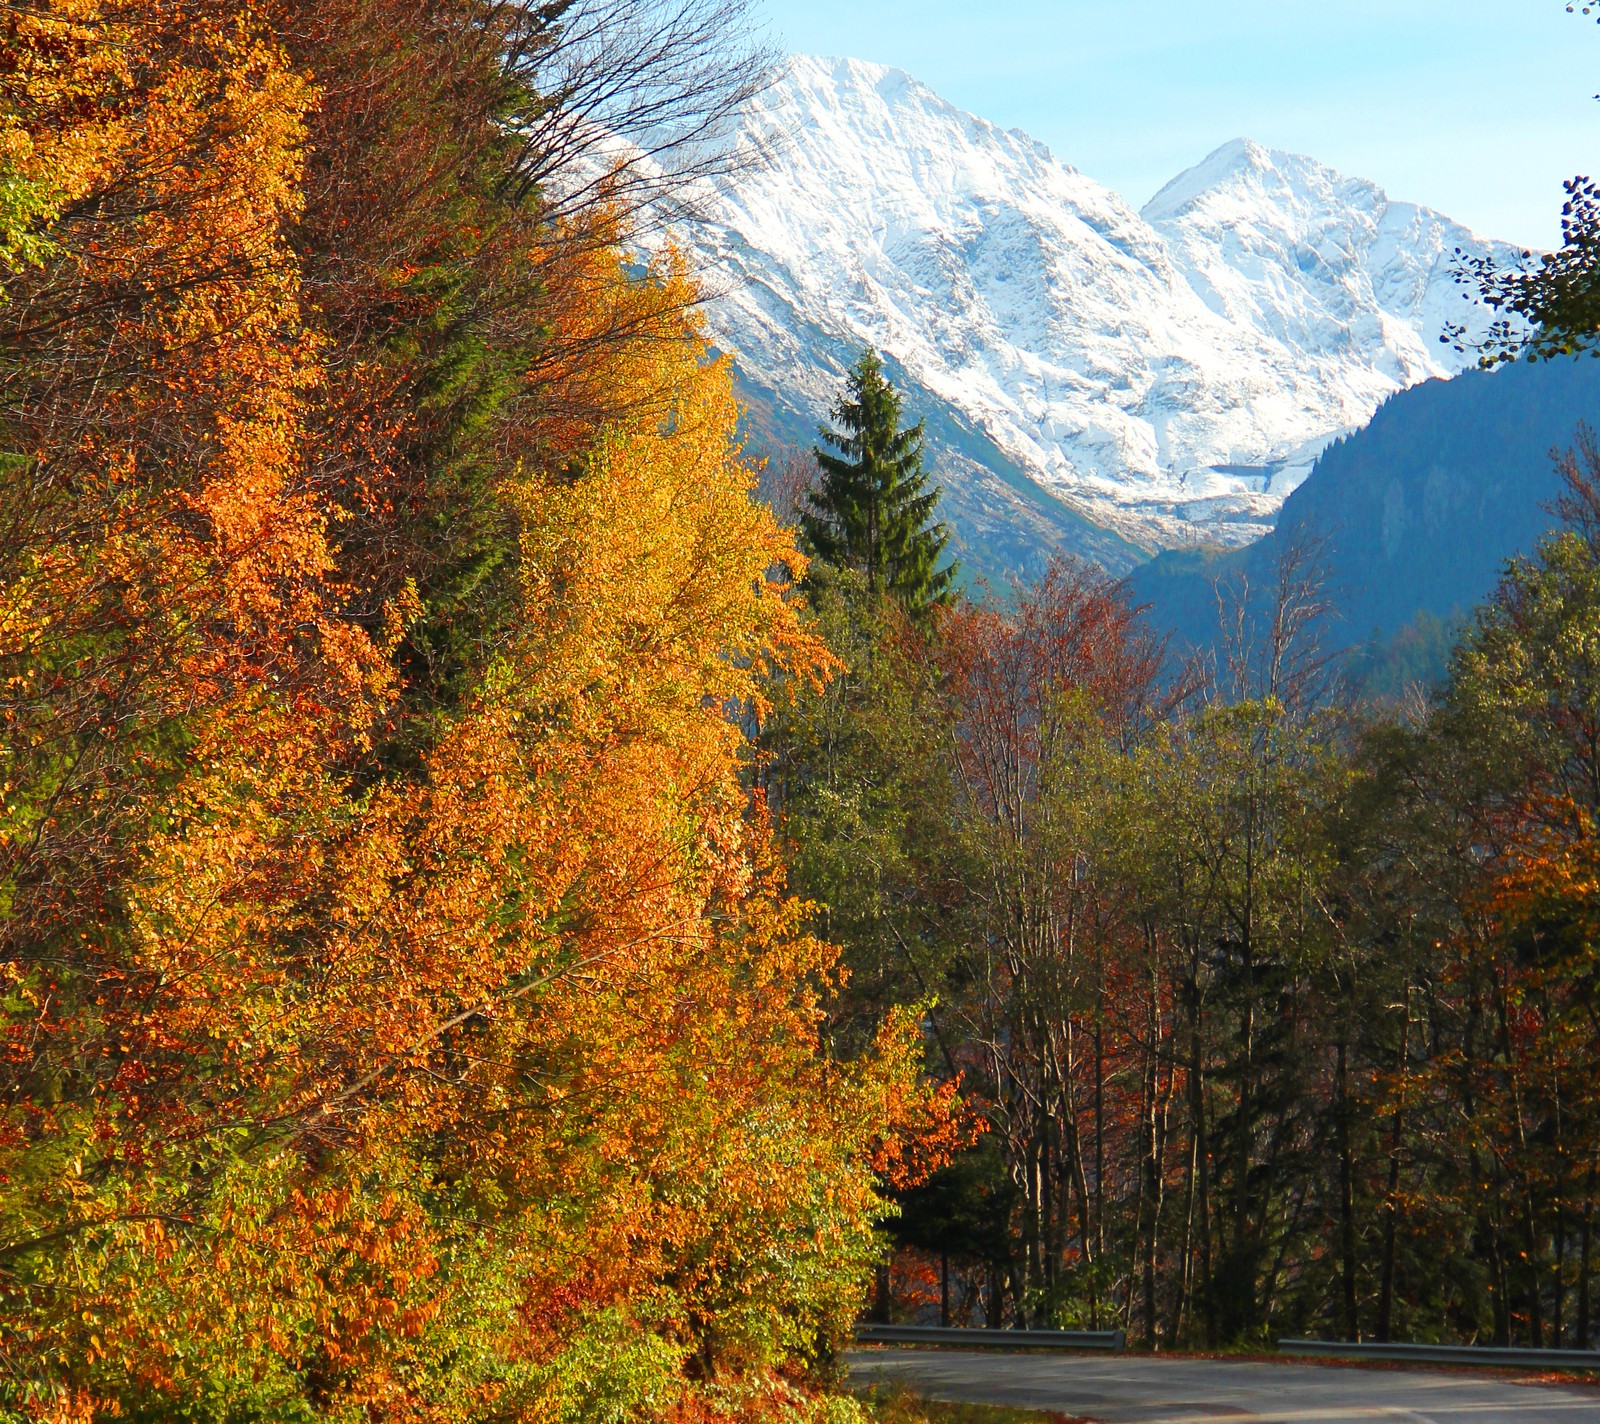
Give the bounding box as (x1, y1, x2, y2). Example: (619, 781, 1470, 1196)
(1095, 1008, 1107, 1291)
(1022, 1111, 1045, 1328)
(941, 1252, 951, 1328)
(1378, 986, 1410, 1343)
(1555, 1201, 1567, 1350)
(1007, 1261, 1028, 1328)
(1580, 1167, 1595, 1349)
(1525, 1186, 1546, 1349)
(1194, 1036, 1217, 1348)
(1171, 1120, 1198, 1346)
(1229, 927, 1258, 1342)
(1039, 1106, 1056, 1314)
(1137, 1010, 1160, 1348)
(1059, 1053, 1098, 1328)
(1128, 1060, 1149, 1337)
(1554, 1088, 1568, 1349)
(1151, 1049, 1173, 1346)
(1490, 1222, 1511, 1347)
(1337, 1036, 1360, 1342)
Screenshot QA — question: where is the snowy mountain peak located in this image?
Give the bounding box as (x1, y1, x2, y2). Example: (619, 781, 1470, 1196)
(1141, 137, 1513, 395)
(773, 54, 1074, 174)
(645, 58, 1527, 559)
(1142, 138, 1283, 221)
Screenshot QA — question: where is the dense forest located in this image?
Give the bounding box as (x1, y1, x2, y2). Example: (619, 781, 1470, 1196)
(0, 3, 964, 1421)
(776, 374, 1600, 1352)
(755, 27, 1600, 1357)
(7, 0, 1600, 1421)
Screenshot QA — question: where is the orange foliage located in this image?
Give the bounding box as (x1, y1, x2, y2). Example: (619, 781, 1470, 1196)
(0, 3, 955, 1420)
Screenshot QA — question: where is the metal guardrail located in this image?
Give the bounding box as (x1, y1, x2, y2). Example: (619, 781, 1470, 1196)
(1279, 1338, 1600, 1371)
(856, 1324, 1125, 1352)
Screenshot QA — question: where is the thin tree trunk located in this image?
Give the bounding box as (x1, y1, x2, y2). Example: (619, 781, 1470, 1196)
(1193, 1032, 1217, 1348)
(1028, 1136, 1043, 1326)
(1233, 942, 1257, 1340)
(1555, 1201, 1567, 1350)
(1039, 1104, 1055, 1314)
(1095, 996, 1107, 1283)
(1580, 1166, 1596, 1349)
(1489, 1220, 1510, 1347)
(1058, 1042, 1098, 1328)
(1492, 970, 1543, 1348)
(1136, 997, 1160, 1347)
(1378, 986, 1410, 1342)
(1554, 1087, 1568, 1349)
(1525, 1186, 1546, 1348)
(1171, 1119, 1198, 1346)
(1149, 1039, 1174, 1348)
(1128, 1050, 1149, 1337)
(1337, 1036, 1360, 1342)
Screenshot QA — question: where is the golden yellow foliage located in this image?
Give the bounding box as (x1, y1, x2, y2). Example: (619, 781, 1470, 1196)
(0, 5, 955, 1419)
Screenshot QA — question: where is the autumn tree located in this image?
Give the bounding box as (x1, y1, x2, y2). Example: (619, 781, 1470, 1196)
(1401, 430, 1600, 1348)
(0, 3, 960, 1421)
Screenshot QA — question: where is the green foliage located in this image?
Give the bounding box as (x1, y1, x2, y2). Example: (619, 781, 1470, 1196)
(893, 1136, 1017, 1268)
(1348, 609, 1463, 703)
(1448, 508, 1600, 799)
(774, 490, 1599, 1350)
(802, 350, 957, 620)
(1468, 175, 1600, 363)
(526, 1310, 688, 1424)
(0, 129, 62, 282)
(760, 566, 956, 1053)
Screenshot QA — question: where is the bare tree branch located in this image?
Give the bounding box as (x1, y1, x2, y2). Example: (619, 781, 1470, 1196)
(1213, 528, 1340, 716)
(503, 0, 778, 226)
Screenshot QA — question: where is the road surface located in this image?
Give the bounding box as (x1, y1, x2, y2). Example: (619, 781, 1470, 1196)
(847, 1346, 1600, 1422)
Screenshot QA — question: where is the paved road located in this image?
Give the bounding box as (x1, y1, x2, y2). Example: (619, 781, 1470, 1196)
(847, 1347, 1600, 1422)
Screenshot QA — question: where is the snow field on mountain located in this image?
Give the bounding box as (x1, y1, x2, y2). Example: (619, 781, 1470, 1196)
(669, 56, 1527, 548)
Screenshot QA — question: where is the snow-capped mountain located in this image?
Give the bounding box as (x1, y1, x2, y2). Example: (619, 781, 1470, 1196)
(650, 56, 1526, 564)
(1144, 138, 1510, 396)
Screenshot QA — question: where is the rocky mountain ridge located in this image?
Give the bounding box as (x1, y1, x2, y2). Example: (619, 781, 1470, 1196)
(648, 55, 1528, 568)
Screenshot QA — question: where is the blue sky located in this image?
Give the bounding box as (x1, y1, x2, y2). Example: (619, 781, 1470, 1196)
(752, 0, 1600, 250)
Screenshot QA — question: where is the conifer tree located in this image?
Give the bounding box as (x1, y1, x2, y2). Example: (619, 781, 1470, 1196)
(802, 348, 957, 616)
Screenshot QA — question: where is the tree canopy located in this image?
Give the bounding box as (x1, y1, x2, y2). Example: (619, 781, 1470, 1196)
(801, 349, 957, 618)
(765, 463, 1600, 1346)
(0, 5, 961, 1420)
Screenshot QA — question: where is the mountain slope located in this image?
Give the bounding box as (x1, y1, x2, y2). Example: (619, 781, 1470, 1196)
(1129, 356, 1600, 660)
(1145, 138, 1506, 392)
(663, 56, 1524, 567)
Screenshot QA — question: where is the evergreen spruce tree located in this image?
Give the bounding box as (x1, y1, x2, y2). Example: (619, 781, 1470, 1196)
(801, 348, 957, 617)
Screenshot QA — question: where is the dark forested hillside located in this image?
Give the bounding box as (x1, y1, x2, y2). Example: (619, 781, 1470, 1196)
(1132, 356, 1600, 664)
